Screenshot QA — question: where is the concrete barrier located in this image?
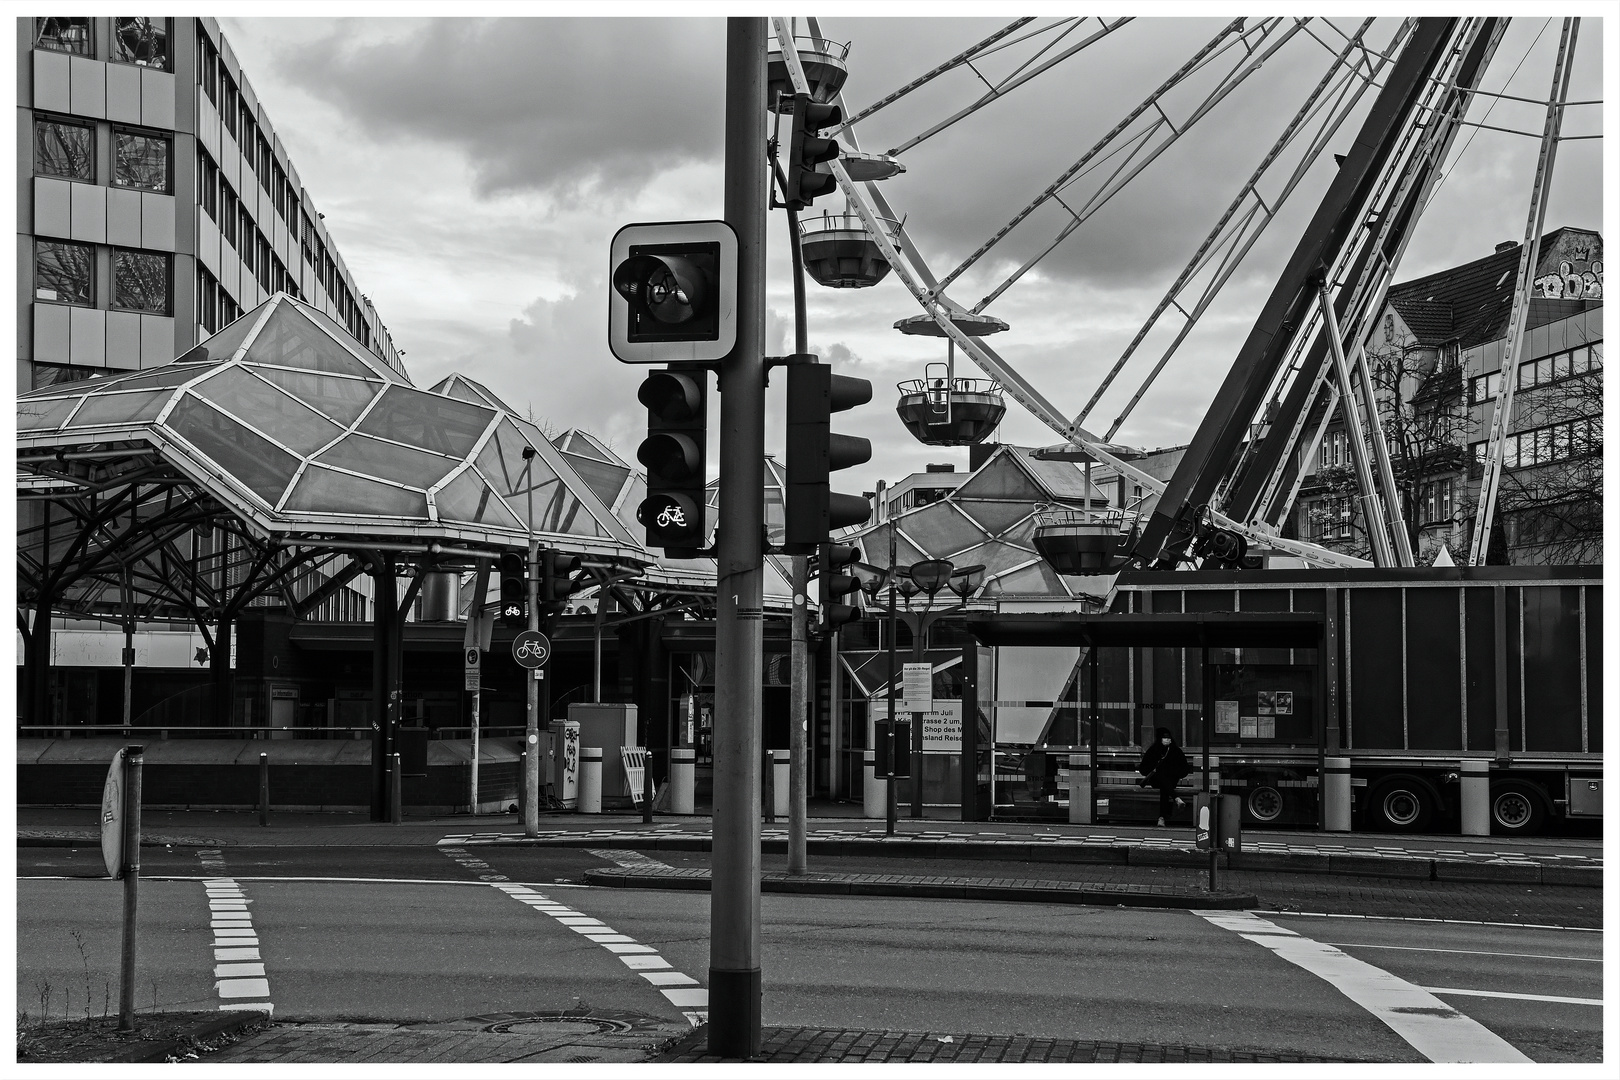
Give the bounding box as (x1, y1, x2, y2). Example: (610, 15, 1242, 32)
(578, 747, 602, 814)
(670, 747, 695, 815)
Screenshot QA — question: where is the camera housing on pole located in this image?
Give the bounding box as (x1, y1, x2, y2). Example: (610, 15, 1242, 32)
(609, 220, 740, 364)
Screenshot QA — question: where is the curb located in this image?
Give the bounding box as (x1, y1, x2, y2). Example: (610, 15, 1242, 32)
(20, 834, 236, 849)
(105, 1010, 270, 1063)
(581, 867, 1258, 909)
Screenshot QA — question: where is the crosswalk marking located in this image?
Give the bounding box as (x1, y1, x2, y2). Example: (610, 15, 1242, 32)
(196, 849, 274, 1018)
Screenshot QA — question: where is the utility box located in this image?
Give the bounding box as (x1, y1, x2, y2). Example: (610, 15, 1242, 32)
(568, 703, 638, 807)
(1568, 775, 1602, 817)
(1193, 793, 1242, 851)
(397, 727, 429, 777)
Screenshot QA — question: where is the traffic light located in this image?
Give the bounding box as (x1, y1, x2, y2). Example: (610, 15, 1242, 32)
(498, 551, 526, 627)
(784, 93, 841, 210)
(608, 220, 738, 364)
(539, 550, 583, 616)
(636, 367, 709, 555)
(784, 359, 872, 553)
(817, 542, 863, 632)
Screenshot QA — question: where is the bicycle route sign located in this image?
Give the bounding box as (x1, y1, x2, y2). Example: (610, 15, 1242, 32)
(512, 630, 551, 670)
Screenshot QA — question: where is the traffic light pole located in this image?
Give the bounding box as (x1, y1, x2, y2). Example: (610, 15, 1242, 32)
(524, 453, 540, 838)
(785, 158, 810, 879)
(709, 15, 767, 1061)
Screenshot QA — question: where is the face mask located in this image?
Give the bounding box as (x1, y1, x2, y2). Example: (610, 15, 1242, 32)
(1160, 738, 1171, 746)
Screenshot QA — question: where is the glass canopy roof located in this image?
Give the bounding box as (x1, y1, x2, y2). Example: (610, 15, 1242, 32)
(16, 294, 643, 560)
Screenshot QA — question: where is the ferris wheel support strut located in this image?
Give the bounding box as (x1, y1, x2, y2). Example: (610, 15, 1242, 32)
(1469, 18, 1579, 566)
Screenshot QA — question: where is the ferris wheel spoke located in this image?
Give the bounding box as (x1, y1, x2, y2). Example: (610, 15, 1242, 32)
(834, 17, 1039, 133)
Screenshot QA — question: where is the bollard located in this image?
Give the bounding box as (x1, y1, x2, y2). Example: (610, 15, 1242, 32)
(1067, 754, 1092, 824)
(772, 749, 790, 820)
(258, 752, 269, 827)
(1323, 756, 1352, 832)
(390, 752, 402, 825)
(671, 747, 696, 815)
(862, 749, 886, 819)
(1461, 758, 1490, 836)
(578, 747, 603, 814)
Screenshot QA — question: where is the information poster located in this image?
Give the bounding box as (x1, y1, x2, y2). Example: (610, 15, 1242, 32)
(1273, 691, 1293, 715)
(1240, 715, 1258, 739)
(1258, 715, 1276, 739)
(1216, 700, 1241, 734)
(898, 663, 934, 714)
(920, 701, 963, 751)
(1257, 690, 1274, 715)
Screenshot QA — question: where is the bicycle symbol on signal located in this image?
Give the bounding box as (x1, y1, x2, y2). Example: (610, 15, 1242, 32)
(657, 504, 688, 529)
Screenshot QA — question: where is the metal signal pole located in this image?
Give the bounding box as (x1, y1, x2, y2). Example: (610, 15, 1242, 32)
(524, 449, 540, 837)
(709, 15, 767, 1060)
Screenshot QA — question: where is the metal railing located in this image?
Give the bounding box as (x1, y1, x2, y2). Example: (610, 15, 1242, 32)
(1031, 505, 1138, 531)
(799, 210, 901, 242)
(17, 725, 530, 740)
(896, 376, 1003, 397)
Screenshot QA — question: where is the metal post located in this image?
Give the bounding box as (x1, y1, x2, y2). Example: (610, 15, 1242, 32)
(1089, 644, 1100, 823)
(1201, 642, 1216, 892)
(117, 744, 144, 1032)
(1318, 281, 1396, 567)
(708, 16, 767, 1060)
(789, 555, 809, 875)
(910, 609, 927, 819)
(959, 642, 977, 821)
(390, 751, 402, 825)
(121, 568, 134, 730)
(524, 454, 540, 837)
(258, 752, 268, 826)
(829, 628, 842, 801)
(885, 526, 898, 837)
(469, 561, 490, 817)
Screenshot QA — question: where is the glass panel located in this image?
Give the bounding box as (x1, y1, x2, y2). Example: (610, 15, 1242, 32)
(1535, 428, 1553, 464)
(431, 375, 503, 409)
(113, 250, 170, 314)
(356, 386, 493, 458)
(65, 389, 169, 428)
(958, 499, 1034, 536)
(476, 419, 541, 497)
(1517, 363, 1534, 390)
(113, 17, 167, 67)
(974, 542, 1038, 580)
(27, 362, 99, 391)
(1569, 345, 1589, 374)
(902, 501, 986, 558)
(243, 303, 372, 377)
(113, 130, 170, 193)
(1535, 358, 1553, 386)
(284, 466, 427, 519)
(563, 453, 631, 509)
(35, 119, 93, 181)
(985, 562, 1064, 597)
(435, 468, 522, 530)
(253, 366, 379, 426)
(166, 397, 300, 506)
(91, 364, 210, 392)
(35, 241, 94, 305)
(1553, 351, 1572, 380)
(953, 455, 1041, 501)
(315, 434, 456, 488)
(193, 367, 344, 455)
(17, 397, 81, 432)
(35, 17, 91, 54)
(1591, 342, 1603, 369)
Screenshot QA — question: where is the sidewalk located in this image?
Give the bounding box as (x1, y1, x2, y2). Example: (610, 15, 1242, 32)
(17, 805, 1603, 887)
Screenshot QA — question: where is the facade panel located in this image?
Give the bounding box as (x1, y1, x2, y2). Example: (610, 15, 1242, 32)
(33, 302, 70, 363)
(106, 309, 142, 364)
(68, 305, 105, 366)
(141, 191, 176, 250)
(139, 67, 176, 129)
(140, 314, 175, 367)
(33, 177, 71, 238)
(105, 60, 141, 123)
(69, 180, 106, 243)
(33, 49, 70, 113)
(106, 185, 142, 247)
(68, 55, 106, 118)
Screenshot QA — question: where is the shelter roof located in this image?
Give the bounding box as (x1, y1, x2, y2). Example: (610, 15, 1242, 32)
(17, 294, 644, 561)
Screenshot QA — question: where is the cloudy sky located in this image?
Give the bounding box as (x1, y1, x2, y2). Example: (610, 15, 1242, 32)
(220, 13, 1608, 497)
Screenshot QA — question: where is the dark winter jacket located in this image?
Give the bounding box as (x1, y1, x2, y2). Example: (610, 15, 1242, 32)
(1136, 729, 1191, 791)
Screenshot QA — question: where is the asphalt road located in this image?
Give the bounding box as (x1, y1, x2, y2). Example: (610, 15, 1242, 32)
(16, 844, 1603, 1063)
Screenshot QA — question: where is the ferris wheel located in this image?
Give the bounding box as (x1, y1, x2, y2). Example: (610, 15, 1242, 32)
(767, 16, 1596, 572)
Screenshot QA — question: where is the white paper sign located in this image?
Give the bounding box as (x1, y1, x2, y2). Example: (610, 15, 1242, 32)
(897, 663, 934, 714)
(1215, 700, 1240, 735)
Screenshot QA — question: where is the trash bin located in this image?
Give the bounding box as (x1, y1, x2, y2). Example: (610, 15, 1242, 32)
(772, 749, 790, 819)
(670, 747, 695, 815)
(863, 749, 885, 819)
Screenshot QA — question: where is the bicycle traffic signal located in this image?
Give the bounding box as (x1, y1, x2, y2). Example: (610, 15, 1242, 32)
(539, 550, 583, 615)
(609, 220, 739, 364)
(498, 551, 526, 628)
(817, 542, 863, 632)
(784, 359, 872, 553)
(636, 367, 709, 555)
(784, 94, 841, 211)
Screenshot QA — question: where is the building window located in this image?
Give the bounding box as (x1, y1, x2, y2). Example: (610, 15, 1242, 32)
(34, 117, 94, 181)
(113, 129, 171, 193)
(196, 32, 218, 104)
(1419, 479, 1453, 525)
(220, 182, 238, 249)
(32, 362, 99, 390)
(35, 240, 95, 305)
(197, 147, 218, 221)
(113, 17, 167, 68)
(239, 208, 255, 270)
(35, 17, 92, 54)
(1469, 371, 1501, 407)
(113, 249, 170, 314)
(197, 266, 219, 334)
(1514, 341, 1606, 394)
(1318, 429, 1348, 470)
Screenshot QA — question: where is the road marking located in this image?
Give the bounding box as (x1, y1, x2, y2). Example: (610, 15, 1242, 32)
(196, 849, 274, 1018)
(1254, 910, 1601, 934)
(1323, 942, 1601, 963)
(587, 848, 671, 871)
(486, 882, 708, 1026)
(1194, 910, 1530, 1064)
(1420, 987, 1602, 1007)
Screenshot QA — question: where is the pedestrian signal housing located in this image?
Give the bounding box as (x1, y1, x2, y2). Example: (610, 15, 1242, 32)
(609, 220, 739, 364)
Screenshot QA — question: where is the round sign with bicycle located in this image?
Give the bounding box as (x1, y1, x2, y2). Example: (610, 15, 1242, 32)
(511, 630, 551, 670)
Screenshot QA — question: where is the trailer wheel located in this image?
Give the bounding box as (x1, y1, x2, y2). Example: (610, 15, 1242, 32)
(1246, 785, 1284, 823)
(1490, 782, 1546, 836)
(1369, 777, 1432, 832)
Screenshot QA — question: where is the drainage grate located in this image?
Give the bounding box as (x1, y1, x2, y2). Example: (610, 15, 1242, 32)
(477, 1012, 647, 1036)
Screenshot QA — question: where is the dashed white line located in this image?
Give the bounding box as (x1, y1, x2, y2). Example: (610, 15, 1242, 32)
(1322, 942, 1601, 963)
(196, 849, 273, 1017)
(1193, 910, 1530, 1063)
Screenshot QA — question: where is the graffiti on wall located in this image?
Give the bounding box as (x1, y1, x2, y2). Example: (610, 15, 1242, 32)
(1534, 258, 1603, 300)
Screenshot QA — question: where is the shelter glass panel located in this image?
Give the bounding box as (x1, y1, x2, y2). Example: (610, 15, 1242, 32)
(957, 499, 1033, 535)
(355, 386, 492, 459)
(284, 466, 428, 519)
(167, 398, 300, 506)
(476, 419, 544, 497)
(953, 456, 1039, 501)
(94, 365, 211, 393)
(564, 454, 631, 509)
(65, 389, 171, 429)
(435, 468, 522, 530)
(315, 434, 455, 489)
(17, 397, 81, 432)
(901, 502, 989, 558)
(195, 310, 263, 364)
(981, 561, 1061, 597)
(246, 305, 373, 377)
(193, 367, 344, 456)
(253, 367, 379, 426)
